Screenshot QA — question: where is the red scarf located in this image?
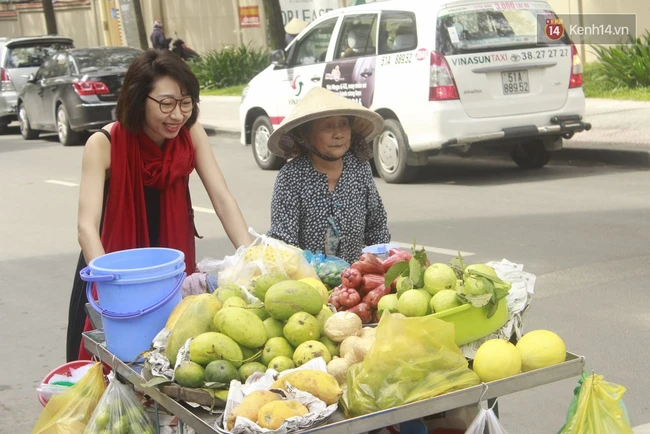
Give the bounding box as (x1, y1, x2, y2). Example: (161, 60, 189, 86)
(101, 122, 196, 271)
(78, 122, 196, 360)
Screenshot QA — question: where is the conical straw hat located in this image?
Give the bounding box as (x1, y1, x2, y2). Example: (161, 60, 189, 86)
(267, 87, 384, 158)
(284, 18, 308, 35)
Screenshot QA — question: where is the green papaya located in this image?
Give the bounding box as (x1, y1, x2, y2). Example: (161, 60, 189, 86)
(165, 294, 222, 366)
(263, 280, 323, 320)
(189, 332, 244, 368)
(213, 307, 267, 349)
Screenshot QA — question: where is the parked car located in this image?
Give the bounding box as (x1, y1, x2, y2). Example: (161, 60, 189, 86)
(240, 0, 591, 183)
(17, 46, 142, 146)
(0, 35, 74, 133)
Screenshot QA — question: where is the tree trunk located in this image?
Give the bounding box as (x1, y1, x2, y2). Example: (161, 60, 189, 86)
(262, 0, 285, 50)
(132, 0, 149, 50)
(42, 0, 57, 35)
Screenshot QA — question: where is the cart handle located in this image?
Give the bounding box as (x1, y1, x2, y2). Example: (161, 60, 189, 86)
(85, 272, 185, 319)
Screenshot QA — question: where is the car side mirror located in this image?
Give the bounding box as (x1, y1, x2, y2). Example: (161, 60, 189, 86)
(24, 73, 36, 83)
(270, 49, 286, 67)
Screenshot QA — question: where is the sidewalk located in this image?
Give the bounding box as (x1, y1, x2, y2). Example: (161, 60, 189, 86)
(635, 424, 650, 434)
(198, 96, 650, 167)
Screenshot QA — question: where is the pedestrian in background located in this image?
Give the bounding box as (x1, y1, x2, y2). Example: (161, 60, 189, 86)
(285, 18, 308, 46)
(150, 20, 172, 50)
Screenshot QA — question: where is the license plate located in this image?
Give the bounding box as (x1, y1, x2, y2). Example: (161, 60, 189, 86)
(502, 70, 529, 95)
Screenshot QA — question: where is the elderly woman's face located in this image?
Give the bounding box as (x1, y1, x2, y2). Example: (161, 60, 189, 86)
(308, 116, 351, 160)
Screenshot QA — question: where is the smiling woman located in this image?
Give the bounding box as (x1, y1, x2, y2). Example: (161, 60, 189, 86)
(66, 49, 253, 362)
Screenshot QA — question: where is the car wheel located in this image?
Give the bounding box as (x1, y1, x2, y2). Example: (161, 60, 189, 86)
(57, 105, 82, 146)
(510, 141, 551, 169)
(373, 119, 419, 184)
(19, 104, 39, 140)
(252, 115, 285, 170)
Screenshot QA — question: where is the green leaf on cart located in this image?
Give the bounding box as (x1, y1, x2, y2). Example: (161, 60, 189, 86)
(409, 257, 423, 288)
(413, 247, 428, 268)
(141, 377, 173, 388)
(486, 301, 499, 319)
(384, 261, 409, 287)
(462, 293, 493, 308)
(203, 381, 229, 390)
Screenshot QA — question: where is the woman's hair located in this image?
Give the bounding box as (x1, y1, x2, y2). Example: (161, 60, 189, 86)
(116, 49, 200, 132)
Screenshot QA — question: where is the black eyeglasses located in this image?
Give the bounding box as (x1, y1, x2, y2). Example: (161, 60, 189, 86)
(147, 95, 194, 114)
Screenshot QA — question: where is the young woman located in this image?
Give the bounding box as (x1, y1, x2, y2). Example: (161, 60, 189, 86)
(66, 50, 251, 361)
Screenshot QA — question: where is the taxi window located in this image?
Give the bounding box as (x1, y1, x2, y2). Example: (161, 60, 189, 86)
(436, 2, 567, 54)
(291, 18, 338, 66)
(378, 12, 417, 54)
(335, 14, 377, 59)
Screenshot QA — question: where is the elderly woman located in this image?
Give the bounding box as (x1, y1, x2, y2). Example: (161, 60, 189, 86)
(266, 87, 390, 264)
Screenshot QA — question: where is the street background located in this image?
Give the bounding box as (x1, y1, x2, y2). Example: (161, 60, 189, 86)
(0, 98, 649, 433)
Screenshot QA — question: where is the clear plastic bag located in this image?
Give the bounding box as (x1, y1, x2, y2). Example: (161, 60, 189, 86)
(558, 370, 633, 434)
(84, 372, 156, 434)
(199, 228, 317, 290)
(32, 362, 107, 434)
(466, 404, 509, 434)
(341, 311, 481, 417)
(303, 250, 349, 289)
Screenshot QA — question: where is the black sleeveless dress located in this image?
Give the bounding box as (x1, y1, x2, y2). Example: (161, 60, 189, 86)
(65, 129, 161, 362)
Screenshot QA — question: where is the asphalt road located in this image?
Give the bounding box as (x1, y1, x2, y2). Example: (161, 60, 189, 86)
(1, 128, 649, 433)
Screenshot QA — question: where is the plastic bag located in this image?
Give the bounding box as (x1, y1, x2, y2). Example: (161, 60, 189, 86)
(84, 372, 156, 434)
(467, 408, 508, 433)
(466, 404, 509, 434)
(558, 370, 633, 434)
(199, 228, 317, 291)
(303, 250, 349, 288)
(32, 362, 107, 434)
(341, 312, 481, 417)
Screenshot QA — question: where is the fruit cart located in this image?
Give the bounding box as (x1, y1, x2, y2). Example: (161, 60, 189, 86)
(82, 330, 585, 434)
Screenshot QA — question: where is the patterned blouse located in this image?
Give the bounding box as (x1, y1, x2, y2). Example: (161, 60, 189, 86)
(267, 151, 390, 264)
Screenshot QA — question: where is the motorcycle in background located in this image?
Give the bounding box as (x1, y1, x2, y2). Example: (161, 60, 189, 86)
(171, 32, 199, 61)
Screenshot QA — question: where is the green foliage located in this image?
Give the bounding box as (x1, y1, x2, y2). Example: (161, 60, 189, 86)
(190, 44, 270, 90)
(590, 32, 650, 89)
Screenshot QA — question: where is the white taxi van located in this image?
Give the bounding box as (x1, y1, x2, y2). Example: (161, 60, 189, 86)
(240, 0, 591, 183)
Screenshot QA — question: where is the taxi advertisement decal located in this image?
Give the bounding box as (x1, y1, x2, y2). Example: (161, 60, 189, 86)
(322, 57, 376, 108)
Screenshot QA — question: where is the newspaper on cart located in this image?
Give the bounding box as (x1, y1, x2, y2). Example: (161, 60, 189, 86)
(215, 357, 338, 434)
(460, 258, 536, 359)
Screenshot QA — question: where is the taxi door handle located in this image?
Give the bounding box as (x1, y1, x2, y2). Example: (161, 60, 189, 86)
(360, 70, 373, 78)
(311, 75, 321, 82)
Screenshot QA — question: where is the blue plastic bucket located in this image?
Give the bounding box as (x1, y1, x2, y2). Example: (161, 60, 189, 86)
(362, 243, 400, 260)
(86, 273, 184, 362)
(80, 248, 185, 312)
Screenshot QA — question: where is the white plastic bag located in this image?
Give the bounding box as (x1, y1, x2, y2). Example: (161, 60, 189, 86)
(466, 405, 509, 434)
(198, 228, 317, 291)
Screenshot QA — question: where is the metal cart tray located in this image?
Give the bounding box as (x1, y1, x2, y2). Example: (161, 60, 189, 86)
(83, 330, 585, 434)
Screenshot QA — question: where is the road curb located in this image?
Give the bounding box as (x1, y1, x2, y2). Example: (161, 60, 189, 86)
(201, 124, 239, 138)
(201, 124, 650, 168)
(554, 147, 650, 168)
